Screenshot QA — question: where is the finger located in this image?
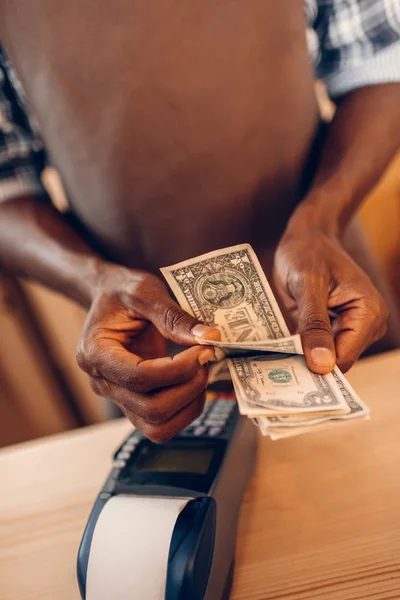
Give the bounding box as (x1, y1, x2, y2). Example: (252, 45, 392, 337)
(84, 340, 214, 393)
(332, 305, 387, 373)
(124, 392, 207, 444)
(147, 296, 221, 346)
(90, 365, 209, 423)
(294, 277, 336, 374)
(334, 328, 371, 373)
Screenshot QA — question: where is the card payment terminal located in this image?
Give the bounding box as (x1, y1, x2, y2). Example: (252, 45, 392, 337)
(77, 391, 258, 600)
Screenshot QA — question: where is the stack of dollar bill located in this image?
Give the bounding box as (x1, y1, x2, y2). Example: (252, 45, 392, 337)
(162, 244, 369, 440)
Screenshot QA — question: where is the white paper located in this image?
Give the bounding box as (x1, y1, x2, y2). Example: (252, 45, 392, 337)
(86, 495, 192, 600)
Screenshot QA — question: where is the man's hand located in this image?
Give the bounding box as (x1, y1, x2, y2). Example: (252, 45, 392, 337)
(76, 265, 220, 442)
(271, 84, 400, 375)
(274, 223, 388, 374)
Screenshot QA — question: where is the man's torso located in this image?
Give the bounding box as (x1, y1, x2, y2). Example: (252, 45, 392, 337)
(1, 0, 320, 276)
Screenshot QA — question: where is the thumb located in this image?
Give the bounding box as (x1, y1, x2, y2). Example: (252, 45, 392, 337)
(296, 281, 336, 374)
(150, 297, 221, 346)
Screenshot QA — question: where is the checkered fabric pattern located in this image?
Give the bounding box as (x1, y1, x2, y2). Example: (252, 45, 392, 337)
(1, 0, 400, 203)
(0, 46, 47, 203)
(307, 0, 400, 95)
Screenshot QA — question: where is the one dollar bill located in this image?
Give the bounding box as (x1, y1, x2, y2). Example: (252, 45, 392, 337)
(161, 244, 290, 343)
(254, 369, 369, 437)
(228, 355, 350, 416)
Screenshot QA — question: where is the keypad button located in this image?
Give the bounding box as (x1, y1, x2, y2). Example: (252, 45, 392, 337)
(113, 459, 126, 469)
(194, 426, 207, 437)
(205, 418, 226, 426)
(123, 441, 138, 451)
(210, 406, 226, 415)
(208, 427, 222, 437)
(117, 451, 131, 460)
(191, 418, 203, 428)
(217, 400, 234, 409)
(211, 409, 229, 418)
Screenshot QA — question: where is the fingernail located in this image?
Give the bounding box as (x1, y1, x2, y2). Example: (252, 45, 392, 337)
(310, 347, 335, 368)
(198, 349, 215, 365)
(192, 324, 216, 339)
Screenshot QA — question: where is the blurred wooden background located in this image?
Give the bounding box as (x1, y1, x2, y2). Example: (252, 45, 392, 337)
(359, 155, 400, 303)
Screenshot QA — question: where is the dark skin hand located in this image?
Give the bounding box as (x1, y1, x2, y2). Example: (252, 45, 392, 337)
(0, 197, 220, 443)
(275, 227, 387, 374)
(274, 84, 400, 374)
(76, 266, 221, 443)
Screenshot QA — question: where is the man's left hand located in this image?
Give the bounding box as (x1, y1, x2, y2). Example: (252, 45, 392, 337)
(274, 223, 388, 374)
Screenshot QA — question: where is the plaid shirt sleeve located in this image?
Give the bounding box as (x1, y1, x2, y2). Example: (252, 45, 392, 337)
(0, 46, 48, 203)
(312, 0, 400, 98)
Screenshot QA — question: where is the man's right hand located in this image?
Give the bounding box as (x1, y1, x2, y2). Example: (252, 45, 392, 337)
(0, 197, 219, 442)
(76, 264, 220, 443)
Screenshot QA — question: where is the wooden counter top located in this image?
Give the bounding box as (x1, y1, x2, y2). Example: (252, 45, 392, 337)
(1, 350, 399, 600)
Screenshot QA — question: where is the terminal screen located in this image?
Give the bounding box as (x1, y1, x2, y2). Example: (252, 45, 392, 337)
(137, 446, 214, 475)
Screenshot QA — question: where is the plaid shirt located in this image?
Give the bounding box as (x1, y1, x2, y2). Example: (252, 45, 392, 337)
(1, 0, 400, 203)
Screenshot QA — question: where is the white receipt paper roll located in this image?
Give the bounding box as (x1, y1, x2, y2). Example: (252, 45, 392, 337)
(86, 495, 192, 600)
